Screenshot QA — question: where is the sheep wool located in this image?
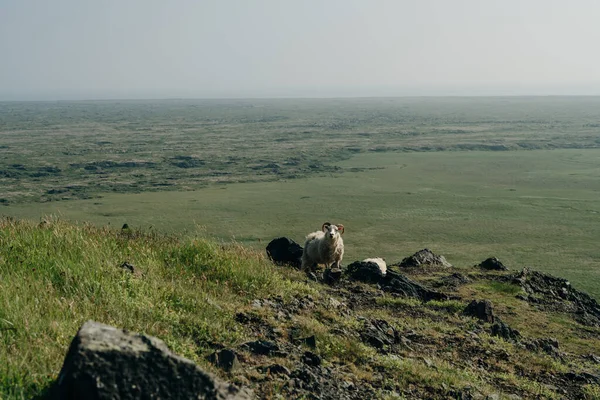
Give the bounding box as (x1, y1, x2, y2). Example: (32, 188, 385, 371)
(301, 222, 345, 272)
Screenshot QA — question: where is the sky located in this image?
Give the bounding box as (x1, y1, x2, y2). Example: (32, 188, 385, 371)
(1, 0, 600, 100)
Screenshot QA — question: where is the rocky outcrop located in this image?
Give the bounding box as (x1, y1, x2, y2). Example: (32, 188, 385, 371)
(511, 268, 600, 326)
(381, 271, 449, 302)
(463, 300, 495, 323)
(346, 260, 386, 283)
(266, 237, 303, 268)
(395, 249, 453, 269)
(478, 257, 508, 271)
(54, 321, 250, 400)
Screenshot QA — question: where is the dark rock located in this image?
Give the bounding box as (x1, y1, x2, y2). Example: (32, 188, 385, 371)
(381, 271, 448, 302)
(478, 257, 508, 271)
(395, 249, 452, 269)
(208, 349, 239, 372)
(260, 364, 291, 376)
(301, 351, 322, 367)
(293, 335, 317, 348)
(234, 312, 262, 325)
(121, 223, 130, 230)
(490, 319, 521, 341)
(433, 272, 471, 290)
(510, 268, 600, 326)
(525, 337, 560, 357)
(361, 319, 398, 349)
(241, 340, 283, 356)
(346, 261, 385, 283)
(119, 261, 135, 273)
(266, 237, 303, 268)
(54, 321, 249, 399)
(463, 300, 495, 323)
(585, 354, 600, 364)
(323, 268, 343, 285)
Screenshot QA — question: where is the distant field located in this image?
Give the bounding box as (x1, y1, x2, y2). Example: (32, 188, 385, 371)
(2, 97, 600, 204)
(5, 148, 600, 298)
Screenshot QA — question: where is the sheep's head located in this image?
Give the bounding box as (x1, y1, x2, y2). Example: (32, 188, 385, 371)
(321, 222, 345, 239)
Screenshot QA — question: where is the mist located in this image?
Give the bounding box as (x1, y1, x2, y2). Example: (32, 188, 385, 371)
(1, 0, 599, 100)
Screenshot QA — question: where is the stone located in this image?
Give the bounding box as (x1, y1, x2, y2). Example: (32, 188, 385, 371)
(395, 249, 453, 269)
(293, 335, 317, 348)
(54, 321, 249, 399)
(510, 268, 600, 326)
(490, 319, 521, 342)
(208, 349, 239, 372)
(261, 364, 291, 376)
(478, 257, 508, 271)
(323, 268, 343, 285)
(381, 271, 448, 302)
(119, 261, 135, 273)
(241, 340, 281, 356)
(463, 300, 495, 323)
(301, 351, 322, 367)
(346, 261, 385, 283)
(266, 237, 303, 269)
(360, 319, 398, 349)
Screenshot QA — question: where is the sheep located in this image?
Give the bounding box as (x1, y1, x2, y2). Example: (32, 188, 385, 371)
(362, 257, 387, 276)
(301, 222, 345, 272)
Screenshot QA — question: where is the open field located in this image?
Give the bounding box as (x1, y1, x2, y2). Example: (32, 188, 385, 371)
(1, 97, 600, 297)
(4, 149, 600, 298)
(2, 97, 600, 204)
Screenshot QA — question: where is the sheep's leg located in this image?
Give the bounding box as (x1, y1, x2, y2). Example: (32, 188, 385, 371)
(332, 260, 340, 269)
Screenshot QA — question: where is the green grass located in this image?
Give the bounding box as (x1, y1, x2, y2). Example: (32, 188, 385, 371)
(1, 218, 599, 399)
(5, 149, 600, 298)
(0, 217, 312, 398)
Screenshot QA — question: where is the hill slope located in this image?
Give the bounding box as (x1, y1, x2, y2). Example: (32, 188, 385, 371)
(1, 218, 599, 399)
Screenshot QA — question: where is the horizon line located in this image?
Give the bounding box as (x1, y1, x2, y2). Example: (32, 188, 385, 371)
(2, 93, 600, 103)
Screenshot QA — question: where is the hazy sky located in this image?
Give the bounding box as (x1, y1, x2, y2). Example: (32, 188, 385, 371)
(1, 0, 600, 100)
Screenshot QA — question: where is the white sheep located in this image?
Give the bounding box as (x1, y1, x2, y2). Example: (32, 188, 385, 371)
(301, 222, 345, 272)
(362, 257, 387, 276)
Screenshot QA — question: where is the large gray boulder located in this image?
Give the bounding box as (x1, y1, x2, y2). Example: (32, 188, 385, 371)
(54, 321, 251, 399)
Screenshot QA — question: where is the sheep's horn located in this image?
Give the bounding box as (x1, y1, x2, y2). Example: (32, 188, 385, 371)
(322, 222, 331, 232)
(337, 224, 344, 234)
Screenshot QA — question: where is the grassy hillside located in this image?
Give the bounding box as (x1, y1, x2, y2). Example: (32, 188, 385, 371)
(2, 218, 600, 399)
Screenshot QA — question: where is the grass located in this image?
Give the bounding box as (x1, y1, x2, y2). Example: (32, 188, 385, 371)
(1, 218, 599, 399)
(0, 217, 311, 398)
(5, 148, 600, 298)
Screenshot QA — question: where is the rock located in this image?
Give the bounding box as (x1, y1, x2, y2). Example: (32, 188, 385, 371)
(119, 261, 135, 273)
(360, 319, 398, 349)
(478, 257, 508, 271)
(395, 249, 453, 269)
(121, 223, 130, 230)
(525, 338, 561, 358)
(266, 237, 303, 268)
(241, 340, 281, 356)
(463, 300, 495, 323)
(293, 335, 317, 348)
(346, 260, 386, 283)
(323, 268, 343, 285)
(261, 364, 291, 376)
(490, 319, 521, 341)
(585, 354, 600, 364)
(208, 349, 239, 372)
(510, 268, 600, 326)
(381, 271, 448, 302)
(301, 351, 322, 367)
(54, 321, 249, 399)
(433, 272, 471, 290)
